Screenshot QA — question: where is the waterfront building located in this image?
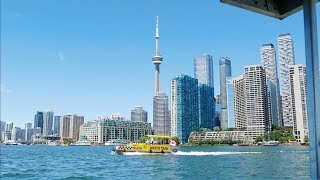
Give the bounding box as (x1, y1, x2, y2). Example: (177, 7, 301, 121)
(233, 75, 246, 129)
(53, 116, 61, 135)
(80, 118, 153, 144)
(219, 57, 232, 130)
(34, 111, 44, 132)
(153, 92, 170, 135)
(0, 121, 6, 141)
(214, 102, 221, 129)
(199, 84, 215, 129)
(194, 54, 214, 86)
(5, 122, 13, 131)
(170, 74, 199, 143)
(244, 65, 269, 139)
(110, 113, 125, 120)
(69, 115, 84, 141)
(151, 16, 170, 136)
(278, 33, 295, 127)
(25, 127, 41, 143)
(194, 54, 215, 130)
(25, 123, 32, 129)
(261, 43, 281, 127)
(131, 106, 148, 122)
(11, 127, 22, 142)
(226, 76, 235, 128)
(43, 110, 54, 135)
(60, 115, 71, 139)
(189, 131, 248, 142)
(60, 114, 84, 141)
(289, 65, 308, 143)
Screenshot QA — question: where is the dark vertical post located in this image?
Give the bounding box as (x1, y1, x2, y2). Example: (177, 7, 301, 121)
(303, 0, 320, 179)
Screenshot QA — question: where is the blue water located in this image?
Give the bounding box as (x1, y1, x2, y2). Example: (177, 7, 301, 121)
(0, 145, 310, 179)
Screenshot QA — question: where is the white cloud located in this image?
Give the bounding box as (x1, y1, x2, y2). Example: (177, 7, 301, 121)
(57, 52, 64, 61)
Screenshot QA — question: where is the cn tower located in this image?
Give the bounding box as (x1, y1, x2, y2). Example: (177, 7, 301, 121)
(152, 16, 163, 93)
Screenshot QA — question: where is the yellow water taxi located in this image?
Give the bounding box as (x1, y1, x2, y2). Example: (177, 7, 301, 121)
(112, 135, 178, 155)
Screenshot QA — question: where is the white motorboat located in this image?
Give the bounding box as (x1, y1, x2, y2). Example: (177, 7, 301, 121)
(105, 140, 127, 146)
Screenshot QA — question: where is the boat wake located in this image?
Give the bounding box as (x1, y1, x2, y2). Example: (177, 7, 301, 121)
(172, 151, 262, 156)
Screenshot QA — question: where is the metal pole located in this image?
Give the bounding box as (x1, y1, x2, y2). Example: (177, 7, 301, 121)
(303, 0, 320, 179)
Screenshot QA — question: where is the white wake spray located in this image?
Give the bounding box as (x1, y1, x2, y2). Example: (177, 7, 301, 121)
(172, 151, 262, 156)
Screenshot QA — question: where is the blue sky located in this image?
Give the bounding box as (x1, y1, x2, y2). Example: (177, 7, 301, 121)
(1, 0, 319, 127)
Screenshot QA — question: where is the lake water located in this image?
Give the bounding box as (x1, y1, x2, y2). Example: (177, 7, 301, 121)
(0, 145, 310, 179)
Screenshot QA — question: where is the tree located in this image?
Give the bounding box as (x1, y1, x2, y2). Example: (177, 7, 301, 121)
(304, 135, 309, 143)
(255, 136, 263, 142)
(171, 136, 180, 145)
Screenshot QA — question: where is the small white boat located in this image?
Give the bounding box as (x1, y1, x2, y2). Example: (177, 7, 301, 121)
(259, 141, 280, 146)
(105, 140, 127, 146)
(70, 140, 92, 146)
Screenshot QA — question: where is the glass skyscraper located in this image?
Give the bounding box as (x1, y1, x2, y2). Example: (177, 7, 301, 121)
(261, 43, 281, 127)
(226, 76, 235, 128)
(194, 54, 215, 130)
(53, 116, 61, 135)
(170, 74, 199, 143)
(219, 57, 232, 130)
(194, 54, 214, 86)
(34, 111, 44, 132)
(43, 110, 54, 135)
(278, 33, 295, 127)
(199, 84, 215, 129)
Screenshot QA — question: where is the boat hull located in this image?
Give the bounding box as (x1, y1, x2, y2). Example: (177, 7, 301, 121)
(113, 144, 177, 155)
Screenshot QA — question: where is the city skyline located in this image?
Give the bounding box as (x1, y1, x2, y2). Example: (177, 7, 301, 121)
(1, 1, 318, 127)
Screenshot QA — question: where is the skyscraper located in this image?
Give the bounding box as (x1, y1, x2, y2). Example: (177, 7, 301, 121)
(60, 114, 84, 141)
(152, 16, 170, 135)
(153, 92, 170, 135)
(199, 84, 215, 129)
(34, 111, 44, 132)
(226, 76, 236, 128)
(244, 65, 269, 139)
(131, 106, 148, 122)
(5, 122, 13, 131)
(170, 74, 199, 143)
(289, 65, 308, 143)
(219, 57, 232, 129)
(194, 54, 215, 130)
(194, 54, 214, 86)
(53, 116, 61, 135)
(232, 75, 246, 129)
(278, 33, 295, 127)
(261, 43, 281, 127)
(43, 110, 54, 135)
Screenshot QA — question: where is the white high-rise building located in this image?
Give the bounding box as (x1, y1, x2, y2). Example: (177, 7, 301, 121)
(227, 75, 246, 129)
(289, 65, 308, 143)
(43, 110, 54, 135)
(244, 65, 269, 139)
(278, 33, 295, 127)
(194, 54, 214, 86)
(261, 44, 281, 127)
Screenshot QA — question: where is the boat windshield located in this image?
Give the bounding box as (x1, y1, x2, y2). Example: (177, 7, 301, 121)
(145, 137, 169, 145)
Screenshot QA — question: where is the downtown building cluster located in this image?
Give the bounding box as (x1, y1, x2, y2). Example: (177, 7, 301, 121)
(0, 111, 84, 144)
(151, 17, 309, 144)
(214, 34, 308, 143)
